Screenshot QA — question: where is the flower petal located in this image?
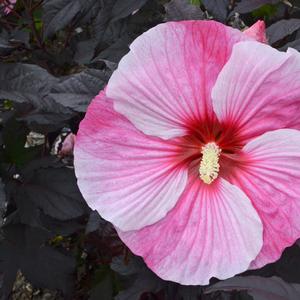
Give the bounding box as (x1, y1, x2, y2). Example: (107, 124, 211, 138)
(74, 91, 188, 231)
(229, 129, 300, 269)
(2, 0, 16, 14)
(212, 41, 300, 141)
(107, 20, 252, 140)
(243, 20, 267, 43)
(118, 177, 263, 285)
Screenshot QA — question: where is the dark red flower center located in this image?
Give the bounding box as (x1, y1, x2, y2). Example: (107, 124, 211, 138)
(176, 117, 245, 183)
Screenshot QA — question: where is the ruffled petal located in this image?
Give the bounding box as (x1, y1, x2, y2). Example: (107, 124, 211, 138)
(74, 91, 188, 231)
(228, 129, 300, 268)
(212, 41, 300, 141)
(118, 177, 263, 285)
(107, 20, 252, 140)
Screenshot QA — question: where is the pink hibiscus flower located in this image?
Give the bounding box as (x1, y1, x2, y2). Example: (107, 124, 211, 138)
(74, 20, 300, 285)
(1, 0, 16, 14)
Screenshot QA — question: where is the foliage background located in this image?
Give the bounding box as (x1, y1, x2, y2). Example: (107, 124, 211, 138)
(1, 0, 300, 299)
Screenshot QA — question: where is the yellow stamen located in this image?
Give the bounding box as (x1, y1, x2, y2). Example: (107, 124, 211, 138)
(199, 142, 221, 184)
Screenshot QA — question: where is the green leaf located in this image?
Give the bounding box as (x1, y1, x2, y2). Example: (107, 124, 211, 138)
(190, 0, 202, 4)
(252, 4, 277, 19)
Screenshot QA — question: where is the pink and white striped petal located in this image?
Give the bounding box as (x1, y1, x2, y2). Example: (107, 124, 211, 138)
(74, 92, 188, 231)
(2, 0, 16, 14)
(118, 177, 263, 285)
(212, 41, 300, 141)
(107, 21, 252, 140)
(229, 129, 300, 269)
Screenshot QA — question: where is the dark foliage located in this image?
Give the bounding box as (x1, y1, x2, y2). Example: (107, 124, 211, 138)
(164, 0, 204, 21)
(1, 0, 300, 299)
(206, 275, 300, 299)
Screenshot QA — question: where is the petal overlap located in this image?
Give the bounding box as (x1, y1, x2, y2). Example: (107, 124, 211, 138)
(107, 21, 252, 140)
(212, 41, 300, 141)
(74, 92, 188, 231)
(228, 129, 300, 268)
(118, 176, 263, 285)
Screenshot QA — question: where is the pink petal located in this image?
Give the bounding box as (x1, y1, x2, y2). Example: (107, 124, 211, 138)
(3, 0, 16, 14)
(212, 41, 300, 141)
(74, 91, 188, 231)
(229, 129, 300, 269)
(107, 21, 252, 140)
(244, 20, 267, 43)
(59, 133, 75, 157)
(118, 177, 263, 285)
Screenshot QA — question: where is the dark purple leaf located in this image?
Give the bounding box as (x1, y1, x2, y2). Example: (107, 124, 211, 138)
(111, 0, 149, 21)
(113, 255, 203, 300)
(15, 157, 88, 220)
(0, 179, 6, 227)
(235, 0, 280, 14)
(202, 0, 229, 22)
(281, 38, 300, 51)
(94, 11, 126, 48)
(85, 210, 103, 234)
(92, 35, 131, 64)
(267, 19, 300, 44)
(0, 224, 75, 297)
(206, 276, 300, 300)
(0, 31, 15, 56)
(0, 28, 30, 56)
(114, 263, 163, 300)
(0, 63, 58, 109)
(164, 0, 204, 21)
(23, 245, 75, 294)
(47, 69, 109, 112)
(18, 112, 72, 133)
(75, 0, 103, 25)
(111, 256, 145, 277)
(74, 39, 98, 64)
(40, 213, 84, 235)
(42, 0, 81, 38)
(89, 275, 114, 300)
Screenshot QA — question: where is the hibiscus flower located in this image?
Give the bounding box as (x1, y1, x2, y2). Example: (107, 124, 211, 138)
(74, 20, 300, 285)
(1, 0, 16, 14)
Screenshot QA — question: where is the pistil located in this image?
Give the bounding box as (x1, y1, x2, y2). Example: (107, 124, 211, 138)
(199, 142, 221, 184)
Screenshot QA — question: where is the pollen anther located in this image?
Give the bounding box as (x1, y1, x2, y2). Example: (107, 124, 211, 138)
(199, 142, 221, 184)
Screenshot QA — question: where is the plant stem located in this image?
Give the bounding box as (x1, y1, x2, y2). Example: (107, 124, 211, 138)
(21, 0, 43, 49)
